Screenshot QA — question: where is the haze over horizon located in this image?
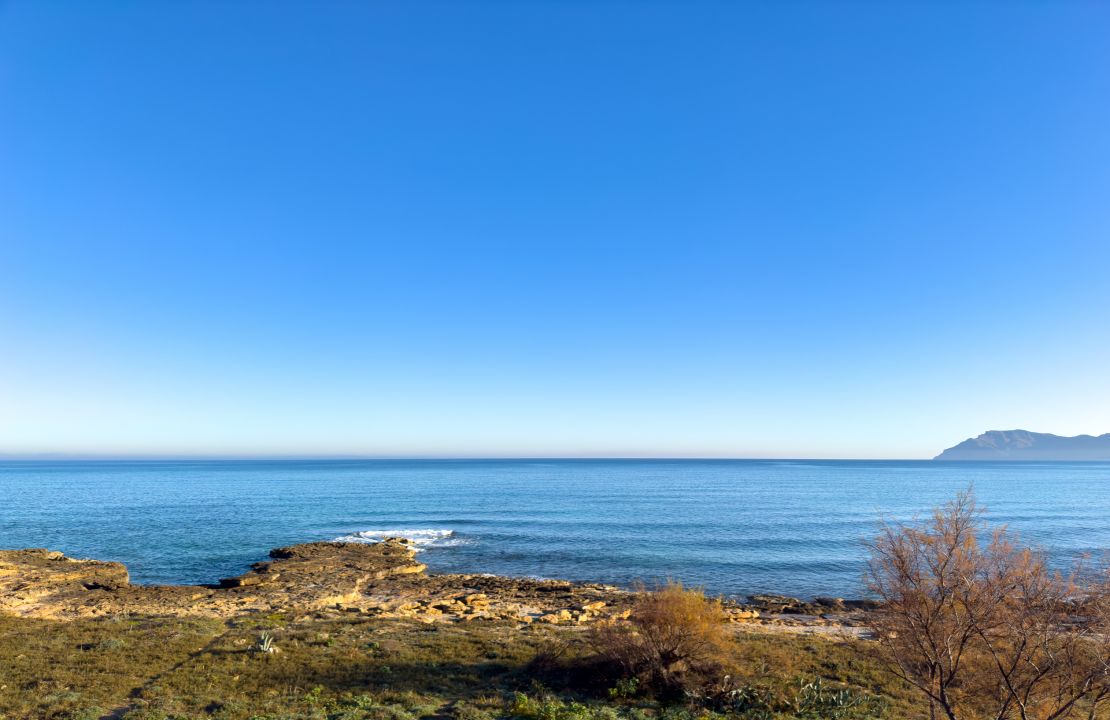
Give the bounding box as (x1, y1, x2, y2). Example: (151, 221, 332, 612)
(3, 428, 1110, 462)
(3, 2, 1110, 460)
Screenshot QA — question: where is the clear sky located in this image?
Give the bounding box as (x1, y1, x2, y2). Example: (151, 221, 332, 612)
(2, 2, 1109, 459)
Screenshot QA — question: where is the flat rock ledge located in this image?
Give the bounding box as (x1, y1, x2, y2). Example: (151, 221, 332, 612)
(0, 540, 631, 625)
(0, 541, 876, 632)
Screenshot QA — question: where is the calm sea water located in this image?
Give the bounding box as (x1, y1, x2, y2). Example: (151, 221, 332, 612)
(1, 459, 1107, 599)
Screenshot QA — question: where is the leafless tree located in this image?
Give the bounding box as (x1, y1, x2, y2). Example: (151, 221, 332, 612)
(867, 491, 1110, 720)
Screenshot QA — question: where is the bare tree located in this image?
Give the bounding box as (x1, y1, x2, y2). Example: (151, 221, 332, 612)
(867, 492, 1110, 720)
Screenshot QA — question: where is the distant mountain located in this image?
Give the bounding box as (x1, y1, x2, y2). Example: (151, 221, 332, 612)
(934, 430, 1110, 461)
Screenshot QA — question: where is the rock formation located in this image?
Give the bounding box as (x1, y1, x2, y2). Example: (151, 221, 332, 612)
(0, 540, 876, 633)
(0, 539, 632, 625)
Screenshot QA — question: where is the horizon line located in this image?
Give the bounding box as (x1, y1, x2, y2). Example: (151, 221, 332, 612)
(1, 452, 938, 462)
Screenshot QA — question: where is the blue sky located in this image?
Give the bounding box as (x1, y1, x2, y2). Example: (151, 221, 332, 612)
(2, 1, 1109, 458)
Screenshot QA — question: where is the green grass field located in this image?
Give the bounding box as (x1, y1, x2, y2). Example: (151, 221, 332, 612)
(0, 614, 919, 720)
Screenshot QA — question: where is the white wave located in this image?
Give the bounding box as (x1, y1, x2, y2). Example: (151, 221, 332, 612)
(332, 528, 463, 551)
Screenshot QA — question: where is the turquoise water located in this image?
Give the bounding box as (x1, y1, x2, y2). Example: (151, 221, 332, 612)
(1, 459, 1107, 599)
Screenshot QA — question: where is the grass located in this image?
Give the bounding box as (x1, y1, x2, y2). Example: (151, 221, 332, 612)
(0, 614, 918, 720)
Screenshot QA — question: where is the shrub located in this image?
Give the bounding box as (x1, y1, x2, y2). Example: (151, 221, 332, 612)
(591, 581, 729, 695)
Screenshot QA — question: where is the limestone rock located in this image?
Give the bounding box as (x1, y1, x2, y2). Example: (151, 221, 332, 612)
(0, 540, 648, 626)
(0, 541, 425, 620)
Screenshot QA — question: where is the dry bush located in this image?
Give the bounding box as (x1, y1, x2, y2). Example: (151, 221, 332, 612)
(867, 491, 1110, 720)
(590, 581, 729, 695)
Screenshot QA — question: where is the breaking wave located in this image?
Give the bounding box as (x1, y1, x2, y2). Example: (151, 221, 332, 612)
(332, 528, 464, 550)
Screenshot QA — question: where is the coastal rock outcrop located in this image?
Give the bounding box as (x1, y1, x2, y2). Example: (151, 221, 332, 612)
(0, 541, 873, 633)
(0, 549, 131, 615)
(0, 540, 634, 625)
(0, 539, 427, 620)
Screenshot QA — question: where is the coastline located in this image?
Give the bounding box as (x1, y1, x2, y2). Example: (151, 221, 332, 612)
(0, 538, 876, 636)
(7, 458, 1108, 602)
(0, 537, 903, 718)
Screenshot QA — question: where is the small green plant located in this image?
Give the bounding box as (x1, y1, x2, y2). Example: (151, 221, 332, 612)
(303, 684, 325, 705)
(608, 677, 639, 700)
(254, 630, 277, 654)
(688, 676, 885, 719)
(509, 693, 625, 720)
(791, 678, 887, 719)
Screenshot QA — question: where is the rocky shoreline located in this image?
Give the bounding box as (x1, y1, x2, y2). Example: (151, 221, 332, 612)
(0, 539, 877, 634)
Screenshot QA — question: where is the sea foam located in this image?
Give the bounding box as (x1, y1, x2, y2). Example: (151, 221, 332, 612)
(332, 528, 463, 551)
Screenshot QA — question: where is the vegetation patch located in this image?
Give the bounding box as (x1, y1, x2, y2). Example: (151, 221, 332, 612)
(0, 613, 914, 720)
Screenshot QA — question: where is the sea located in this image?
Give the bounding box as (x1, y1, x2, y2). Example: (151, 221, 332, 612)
(1, 459, 1107, 599)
